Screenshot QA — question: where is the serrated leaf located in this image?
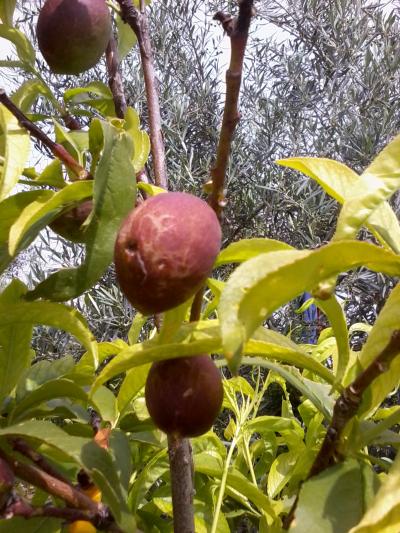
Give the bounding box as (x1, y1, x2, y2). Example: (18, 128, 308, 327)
(0, 104, 30, 200)
(216, 238, 293, 267)
(291, 459, 378, 533)
(34, 159, 66, 188)
(219, 241, 400, 372)
(124, 107, 150, 173)
(268, 450, 298, 498)
(0, 280, 33, 402)
(0, 24, 35, 64)
(117, 364, 151, 414)
(27, 120, 136, 301)
(91, 386, 118, 426)
(357, 282, 400, 418)
(278, 157, 400, 253)
(9, 180, 93, 255)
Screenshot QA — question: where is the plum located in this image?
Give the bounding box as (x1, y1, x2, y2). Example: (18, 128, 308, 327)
(36, 0, 111, 75)
(114, 192, 221, 314)
(145, 355, 223, 438)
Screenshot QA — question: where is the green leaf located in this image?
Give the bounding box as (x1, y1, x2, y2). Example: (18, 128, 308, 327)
(8, 379, 88, 424)
(137, 181, 166, 197)
(216, 238, 293, 267)
(238, 358, 335, 419)
(0, 280, 33, 402)
(9, 180, 93, 255)
(219, 241, 400, 372)
(268, 450, 299, 498)
(334, 134, 400, 243)
(64, 82, 115, 117)
(91, 386, 118, 426)
(124, 107, 151, 173)
(127, 312, 147, 345)
(33, 159, 66, 188)
(0, 104, 30, 201)
(0, 0, 16, 26)
(349, 453, 400, 533)
(0, 517, 61, 532)
(116, 13, 137, 59)
(291, 459, 379, 533)
(315, 295, 349, 384)
(277, 157, 400, 254)
(357, 282, 400, 418)
(117, 364, 150, 414)
(27, 120, 136, 301)
(0, 25, 35, 64)
(195, 451, 276, 518)
(11, 79, 53, 113)
(92, 330, 221, 392)
(0, 301, 97, 365)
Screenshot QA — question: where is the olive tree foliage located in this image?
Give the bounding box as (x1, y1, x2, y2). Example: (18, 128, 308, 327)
(3, 0, 400, 351)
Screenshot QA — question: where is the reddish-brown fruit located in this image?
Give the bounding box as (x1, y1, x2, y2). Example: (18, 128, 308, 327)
(114, 192, 222, 314)
(50, 199, 93, 243)
(36, 0, 111, 75)
(145, 355, 223, 438)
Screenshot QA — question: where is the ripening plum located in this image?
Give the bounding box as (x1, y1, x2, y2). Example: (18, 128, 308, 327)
(114, 192, 221, 315)
(50, 199, 93, 243)
(145, 355, 223, 438)
(36, 0, 111, 74)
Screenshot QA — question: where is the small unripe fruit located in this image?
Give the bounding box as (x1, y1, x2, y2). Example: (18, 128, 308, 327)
(36, 0, 111, 75)
(50, 199, 93, 243)
(145, 355, 223, 438)
(114, 192, 221, 314)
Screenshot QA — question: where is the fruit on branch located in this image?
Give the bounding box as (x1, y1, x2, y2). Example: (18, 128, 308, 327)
(145, 355, 223, 438)
(114, 192, 221, 314)
(36, 0, 111, 75)
(50, 199, 93, 243)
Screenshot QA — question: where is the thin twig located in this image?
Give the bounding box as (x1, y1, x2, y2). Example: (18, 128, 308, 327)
(9, 438, 70, 485)
(283, 330, 400, 529)
(106, 35, 127, 119)
(167, 434, 195, 533)
(190, 0, 254, 323)
(0, 447, 99, 512)
(116, 0, 168, 189)
(210, 0, 254, 218)
(0, 89, 91, 180)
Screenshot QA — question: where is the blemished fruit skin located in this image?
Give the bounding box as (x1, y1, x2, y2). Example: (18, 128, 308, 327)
(114, 192, 222, 315)
(145, 355, 223, 438)
(36, 0, 111, 75)
(50, 199, 93, 243)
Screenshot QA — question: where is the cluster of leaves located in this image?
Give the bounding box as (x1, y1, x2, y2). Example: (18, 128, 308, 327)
(0, 1, 400, 533)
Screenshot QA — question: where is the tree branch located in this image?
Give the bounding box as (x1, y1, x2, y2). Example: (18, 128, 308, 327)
(116, 0, 167, 189)
(9, 438, 70, 485)
(167, 434, 195, 533)
(210, 0, 254, 218)
(106, 35, 127, 119)
(0, 89, 91, 180)
(284, 329, 400, 529)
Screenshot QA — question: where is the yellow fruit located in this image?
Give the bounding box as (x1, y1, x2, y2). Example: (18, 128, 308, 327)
(66, 485, 101, 532)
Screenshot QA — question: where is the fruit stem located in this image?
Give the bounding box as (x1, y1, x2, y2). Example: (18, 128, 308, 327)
(0, 89, 91, 181)
(106, 35, 127, 119)
(116, 0, 168, 189)
(167, 434, 195, 533)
